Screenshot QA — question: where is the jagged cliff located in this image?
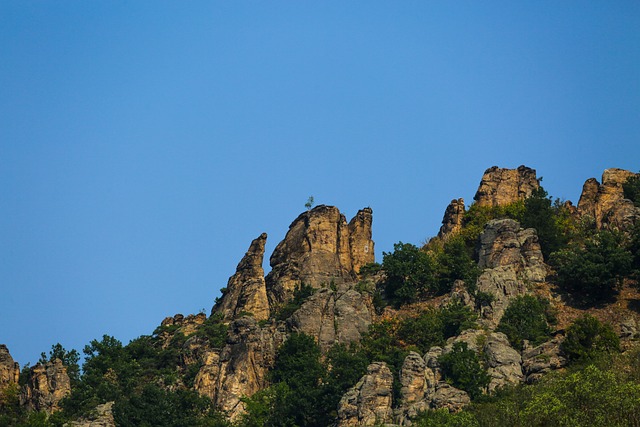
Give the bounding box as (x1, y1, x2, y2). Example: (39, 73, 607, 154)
(2, 165, 638, 426)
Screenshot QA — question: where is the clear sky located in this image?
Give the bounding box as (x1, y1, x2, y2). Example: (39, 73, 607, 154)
(1, 1, 639, 366)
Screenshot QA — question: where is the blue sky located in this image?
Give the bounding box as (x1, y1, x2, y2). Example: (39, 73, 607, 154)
(1, 1, 639, 366)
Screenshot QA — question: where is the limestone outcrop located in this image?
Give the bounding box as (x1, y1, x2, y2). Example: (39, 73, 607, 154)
(522, 336, 566, 383)
(437, 198, 466, 240)
(266, 206, 374, 306)
(21, 359, 71, 413)
(288, 284, 372, 352)
(67, 401, 116, 427)
(158, 313, 207, 347)
(337, 362, 394, 427)
(473, 166, 539, 207)
(577, 168, 639, 230)
(0, 344, 19, 389)
(194, 316, 287, 420)
(212, 233, 270, 322)
(483, 332, 523, 391)
(476, 219, 546, 326)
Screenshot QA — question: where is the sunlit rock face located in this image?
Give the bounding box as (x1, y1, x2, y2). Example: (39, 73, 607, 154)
(212, 233, 270, 322)
(21, 359, 71, 413)
(337, 362, 394, 427)
(0, 344, 20, 389)
(266, 205, 374, 307)
(473, 165, 539, 207)
(578, 168, 639, 230)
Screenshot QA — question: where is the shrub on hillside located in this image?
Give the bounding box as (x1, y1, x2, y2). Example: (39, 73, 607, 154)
(438, 342, 490, 400)
(561, 315, 620, 363)
(496, 295, 555, 350)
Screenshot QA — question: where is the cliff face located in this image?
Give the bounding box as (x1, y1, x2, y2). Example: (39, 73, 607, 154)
(473, 165, 539, 207)
(21, 359, 71, 413)
(265, 205, 374, 307)
(437, 198, 465, 240)
(578, 168, 639, 230)
(0, 344, 20, 389)
(212, 233, 270, 322)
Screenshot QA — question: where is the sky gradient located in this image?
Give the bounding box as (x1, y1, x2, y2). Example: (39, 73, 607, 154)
(1, 1, 639, 366)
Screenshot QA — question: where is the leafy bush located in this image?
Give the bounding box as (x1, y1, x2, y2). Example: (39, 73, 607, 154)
(412, 408, 479, 427)
(435, 236, 480, 294)
(623, 173, 640, 207)
(439, 342, 490, 400)
(460, 202, 525, 253)
(274, 283, 316, 320)
(496, 295, 555, 349)
(195, 313, 228, 348)
(521, 187, 566, 259)
(381, 242, 436, 305)
(561, 315, 620, 363)
(551, 230, 633, 303)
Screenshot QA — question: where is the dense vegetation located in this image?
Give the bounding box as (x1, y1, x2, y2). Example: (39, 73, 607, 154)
(496, 295, 556, 350)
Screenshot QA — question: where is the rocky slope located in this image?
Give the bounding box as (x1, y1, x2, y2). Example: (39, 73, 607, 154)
(2, 165, 638, 426)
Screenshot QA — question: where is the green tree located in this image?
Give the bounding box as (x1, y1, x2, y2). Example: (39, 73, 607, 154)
(412, 408, 479, 427)
(561, 315, 620, 363)
(438, 342, 490, 400)
(551, 230, 633, 303)
(521, 187, 565, 258)
(39, 344, 80, 386)
(496, 295, 555, 350)
(623, 173, 640, 207)
(382, 242, 436, 305)
(435, 236, 480, 293)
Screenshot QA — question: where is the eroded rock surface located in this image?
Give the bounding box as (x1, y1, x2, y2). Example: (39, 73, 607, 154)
(337, 362, 394, 427)
(476, 219, 546, 326)
(473, 166, 539, 207)
(266, 205, 374, 306)
(195, 316, 287, 420)
(288, 285, 372, 352)
(483, 332, 523, 391)
(522, 336, 566, 383)
(0, 344, 19, 389)
(21, 359, 71, 413)
(67, 401, 116, 427)
(578, 168, 639, 230)
(212, 233, 270, 322)
(438, 198, 466, 240)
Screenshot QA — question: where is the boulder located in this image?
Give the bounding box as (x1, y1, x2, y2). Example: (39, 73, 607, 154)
(337, 362, 394, 426)
(430, 383, 470, 412)
(483, 332, 523, 391)
(473, 166, 539, 207)
(522, 336, 566, 383)
(212, 233, 270, 322)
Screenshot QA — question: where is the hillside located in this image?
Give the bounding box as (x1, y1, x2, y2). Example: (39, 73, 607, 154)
(1, 165, 640, 427)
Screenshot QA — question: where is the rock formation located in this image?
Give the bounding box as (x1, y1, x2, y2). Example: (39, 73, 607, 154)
(577, 168, 639, 230)
(483, 332, 523, 391)
(473, 166, 539, 207)
(194, 316, 287, 420)
(476, 219, 546, 326)
(437, 198, 466, 240)
(337, 362, 394, 427)
(522, 336, 566, 383)
(266, 205, 374, 306)
(0, 344, 20, 389)
(21, 359, 71, 413)
(67, 402, 116, 427)
(288, 284, 372, 352)
(212, 233, 270, 322)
